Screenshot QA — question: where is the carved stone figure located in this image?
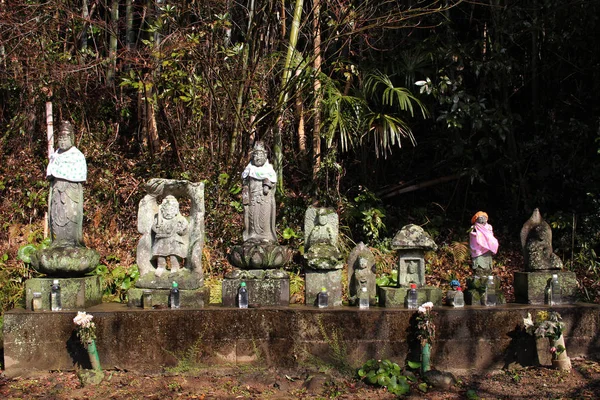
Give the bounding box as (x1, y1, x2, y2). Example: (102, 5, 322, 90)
(242, 142, 277, 243)
(304, 207, 342, 270)
(391, 224, 437, 287)
(469, 211, 499, 277)
(136, 179, 205, 289)
(30, 121, 99, 277)
(151, 195, 189, 276)
(347, 242, 376, 305)
(521, 208, 563, 271)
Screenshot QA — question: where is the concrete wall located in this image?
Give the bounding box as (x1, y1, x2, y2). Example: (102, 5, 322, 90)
(3, 303, 599, 377)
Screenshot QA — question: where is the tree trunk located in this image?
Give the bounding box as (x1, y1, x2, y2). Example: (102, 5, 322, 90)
(126, 0, 134, 51)
(107, 0, 119, 85)
(81, 0, 89, 52)
(312, 0, 322, 179)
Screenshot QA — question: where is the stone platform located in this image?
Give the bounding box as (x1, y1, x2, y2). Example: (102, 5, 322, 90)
(305, 269, 342, 307)
(514, 271, 577, 304)
(222, 276, 289, 307)
(5, 303, 599, 377)
(378, 286, 443, 307)
(127, 287, 210, 308)
(24, 276, 102, 311)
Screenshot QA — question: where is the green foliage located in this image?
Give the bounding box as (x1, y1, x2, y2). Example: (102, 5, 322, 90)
(357, 359, 411, 396)
(343, 186, 386, 245)
(93, 264, 140, 302)
(164, 336, 204, 374)
(0, 252, 36, 313)
(376, 269, 398, 287)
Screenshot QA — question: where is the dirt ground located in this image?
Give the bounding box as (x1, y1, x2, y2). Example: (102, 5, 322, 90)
(1, 358, 600, 399)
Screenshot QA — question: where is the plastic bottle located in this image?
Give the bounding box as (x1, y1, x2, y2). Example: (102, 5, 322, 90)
(550, 274, 561, 305)
(453, 287, 465, 308)
(32, 292, 42, 311)
(51, 279, 62, 311)
(318, 287, 328, 308)
(170, 281, 180, 309)
(485, 276, 497, 306)
(238, 282, 249, 309)
(142, 289, 153, 309)
(407, 283, 418, 309)
(359, 286, 369, 309)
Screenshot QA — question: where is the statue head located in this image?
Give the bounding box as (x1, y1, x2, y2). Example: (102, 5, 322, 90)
(316, 209, 329, 226)
(407, 260, 417, 274)
(471, 211, 488, 225)
(251, 141, 268, 167)
(160, 195, 180, 220)
(358, 257, 368, 269)
(57, 121, 74, 151)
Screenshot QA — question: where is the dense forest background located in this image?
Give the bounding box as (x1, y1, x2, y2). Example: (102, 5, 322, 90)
(1, 0, 599, 312)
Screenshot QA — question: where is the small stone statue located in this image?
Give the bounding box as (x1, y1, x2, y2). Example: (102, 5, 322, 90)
(521, 208, 563, 270)
(242, 141, 277, 243)
(304, 207, 342, 270)
(47, 121, 87, 247)
(347, 242, 376, 305)
(469, 211, 499, 276)
(151, 195, 189, 276)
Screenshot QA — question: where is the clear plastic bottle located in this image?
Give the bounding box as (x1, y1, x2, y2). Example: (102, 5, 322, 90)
(407, 283, 418, 309)
(453, 287, 465, 308)
(550, 274, 561, 305)
(170, 281, 180, 309)
(51, 279, 62, 311)
(238, 282, 249, 309)
(485, 276, 497, 306)
(318, 287, 328, 308)
(142, 289, 153, 309)
(32, 292, 43, 311)
(359, 286, 369, 309)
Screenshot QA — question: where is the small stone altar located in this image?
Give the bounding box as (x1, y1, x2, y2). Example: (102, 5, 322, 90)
(223, 142, 291, 307)
(515, 208, 577, 304)
(303, 207, 344, 306)
(378, 224, 442, 307)
(128, 178, 209, 308)
(26, 121, 101, 310)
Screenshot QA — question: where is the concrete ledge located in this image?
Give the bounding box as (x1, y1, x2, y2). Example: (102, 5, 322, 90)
(3, 303, 599, 377)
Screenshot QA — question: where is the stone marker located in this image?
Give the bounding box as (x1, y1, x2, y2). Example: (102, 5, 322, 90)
(224, 142, 291, 306)
(347, 242, 376, 306)
(26, 121, 101, 310)
(129, 178, 208, 308)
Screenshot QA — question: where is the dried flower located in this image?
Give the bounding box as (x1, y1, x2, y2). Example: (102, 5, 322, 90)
(73, 311, 96, 346)
(416, 302, 436, 347)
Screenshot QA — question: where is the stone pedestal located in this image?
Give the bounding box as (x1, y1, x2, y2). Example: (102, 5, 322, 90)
(222, 275, 289, 307)
(305, 269, 343, 307)
(514, 271, 577, 304)
(465, 276, 505, 305)
(378, 286, 442, 307)
(127, 286, 209, 308)
(25, 276, 102, 311)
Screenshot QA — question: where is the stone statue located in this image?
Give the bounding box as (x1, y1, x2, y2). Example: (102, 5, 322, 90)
(347, 242, 376, 305)
(469, 211, 499, 276)
(304, 207, 342, 270)
(152, 195, 189, 276)
(242, 141, 277, 243)
(47, 121, 86, 246)
(521, 208, 563, 271)
(391, 224, 436, 287)
(30, 121, 99, 276)
(135, 179, 205, 289)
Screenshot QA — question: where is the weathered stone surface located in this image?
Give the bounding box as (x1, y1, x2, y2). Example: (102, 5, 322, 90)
(391, 224, 437, 251)
(465, 276, 506, 305)
(304, 207, 343, 270)
(521, 208, 563, 271)
(4, 304, 599, 377)
(228, 243, 291, 269)
(222, 276, 289, 307)
(127, 286, 209, 308)
(31, 246, 100, 277)
(136, 179, 205, 287)
(378, 286, 443, 307)
(135, 269, 202, 290)
(397, 249, 426, 287)
(24, 276, 102, 311)
(305, 269, 343, 306)
(347, 242, 376, 306)
(514, 271, 577, 304)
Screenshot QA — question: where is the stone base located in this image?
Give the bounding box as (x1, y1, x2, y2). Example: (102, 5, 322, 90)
(127, 286, 209, 308)
(25, 276, 103, 311)
(378, 286, 443, 307)
(305, 269, 342, 307)
(465, 276, 506, 305)
(222, 275, 289, 307)
(31, 246, 100, 277)
(135, 269, 203, 290)
(514, 271, 577, 304)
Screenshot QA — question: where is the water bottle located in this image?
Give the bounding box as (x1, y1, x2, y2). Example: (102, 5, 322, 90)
(238, 281, 249, 309)
(51, 279, 62, 311)
(318, 287, 328, 308)
(485, 276, 497, 306)
(453, 287, 465, 308)
(359, 286, 369, 309)
(550, 274, 561, 305)
(407, 283, 418, 309)
(170, 281, 180, 309)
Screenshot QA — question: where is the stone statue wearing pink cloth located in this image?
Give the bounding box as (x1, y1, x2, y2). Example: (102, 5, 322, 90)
(469, 211, 499, 276)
